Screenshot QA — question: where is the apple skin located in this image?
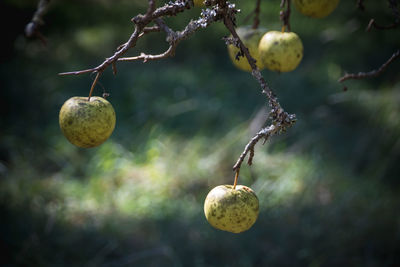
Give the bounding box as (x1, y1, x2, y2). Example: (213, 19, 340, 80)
(227, 26, 267, 72)
(204, 185, 259, 233)
(193, 0, 205, 7)
(293, 0, 340, 18)
(59, 96, 116, 148)
(258, 31, 303, 72)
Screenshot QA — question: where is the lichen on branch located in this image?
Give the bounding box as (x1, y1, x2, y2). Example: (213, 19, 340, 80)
(58, 0, 296, 177)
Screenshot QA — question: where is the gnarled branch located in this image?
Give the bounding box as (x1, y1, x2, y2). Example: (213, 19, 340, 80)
(59, 0, 192, 77)
(221, 0, 296, 172)
(58, 0, 296, 183)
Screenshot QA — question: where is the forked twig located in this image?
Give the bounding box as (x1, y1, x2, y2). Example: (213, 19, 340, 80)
(222, 1, 296, 172)
(58, 0, 296, 185)
(59, 0, 192, 91)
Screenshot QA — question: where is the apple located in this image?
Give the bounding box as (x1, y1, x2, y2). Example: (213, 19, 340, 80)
(204, 185, 259, 233)
(193, 0, 205, 7)
(59, 96, 116, 148)
(293, 0, 340, 18)
(227, 26, 267, 72)
(258, 30, 303, 72)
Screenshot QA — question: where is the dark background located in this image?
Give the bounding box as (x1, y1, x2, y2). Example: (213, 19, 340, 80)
(1, 0, 400, 266)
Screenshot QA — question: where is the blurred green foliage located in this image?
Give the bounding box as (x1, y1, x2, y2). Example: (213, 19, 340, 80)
(1, 0, 400, 266)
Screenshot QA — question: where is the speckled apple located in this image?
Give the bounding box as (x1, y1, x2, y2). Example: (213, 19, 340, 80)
(258, 30, 303, 72)
(227, 26, 267, 72)
(193, 0, 205, 7)
(293, 0, 340, 18)
(204, 185, 259, 233)
(59, 96, 116, 148)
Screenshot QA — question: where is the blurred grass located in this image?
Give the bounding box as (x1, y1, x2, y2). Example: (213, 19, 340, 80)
(1, 0, 400, 266)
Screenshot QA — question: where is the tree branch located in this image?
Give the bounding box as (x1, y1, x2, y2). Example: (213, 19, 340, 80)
(58, 0, 297, 179)
(252, 0, 261, 29)
(221, 1, 296, 172)
(338, 49, 400, 83)
(366, 18, 399, 31)
(119, 9, 222, 62)
(366, 0, 399, 31)
(25, 0, 51, 45)
(59, 0, 192, 93)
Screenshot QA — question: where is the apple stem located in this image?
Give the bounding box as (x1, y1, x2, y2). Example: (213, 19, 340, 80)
(233, 168, 240, 189)
(280, 0, 291, 32)
(88, 72, 101, 101)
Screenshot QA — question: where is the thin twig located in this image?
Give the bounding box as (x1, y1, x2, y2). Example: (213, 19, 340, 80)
(143, 25, 161, 34)
(338, 49, 400, 83)
(280, 0, 291, 32)
(59, 0, 191, 77)
(366, 18, 399, 31)
(119, 11, 221, 62)
(25, 0, 51, 45)
(233, 126, 274, 170)
(221, 1, 296, 173)
(119, 46, 175, 62)
(58, 0, 296, 179)
(59, 0, 194, 97)
(366, 0, 399, 31)
(252, 0, 261, 29)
